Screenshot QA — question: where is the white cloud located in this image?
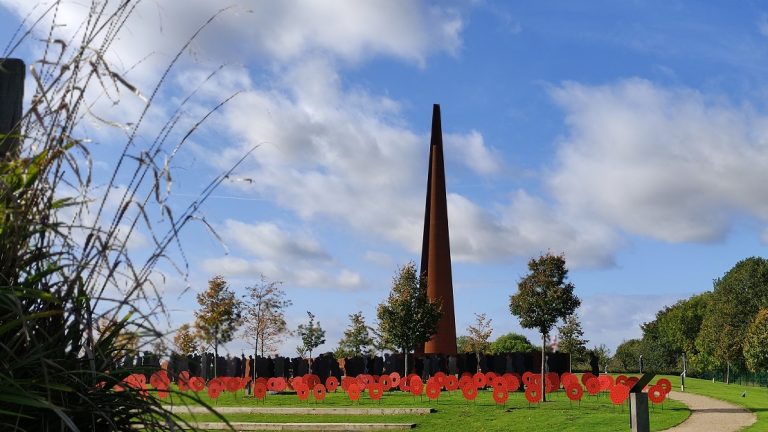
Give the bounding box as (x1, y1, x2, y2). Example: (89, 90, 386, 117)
(220, 219, 331, 262)
(549, 78, 768, 244)
(445, 130, 502, 176)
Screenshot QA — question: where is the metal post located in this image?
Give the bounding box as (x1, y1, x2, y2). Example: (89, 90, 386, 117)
(681, 352, 687, 392)
(0, 58, 25, 160)
(630, 393, 650, 432)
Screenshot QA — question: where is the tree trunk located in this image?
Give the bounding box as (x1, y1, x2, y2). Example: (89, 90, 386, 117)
(726, 362, 730, 384)
(309, 349, 313, 374)
(214, 326, 219, 378)
(541, 334, 547, 402)
(403, 348, 409, 376)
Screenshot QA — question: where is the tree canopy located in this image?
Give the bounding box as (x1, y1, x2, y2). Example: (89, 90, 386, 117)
(242, 274, 291, 358)
(195, 275, 243, 375)
(488, 332, 535, 354)
(173, 323, 199, 356)
(335, 311, 374, 358)
(466, 313, 493, 369)
(744, 309, 768, 373)
(296, 311, 326, 372)
(377, 262, 442, 373)
(557, 314, 588, 364)
(510, 253, 580, 401)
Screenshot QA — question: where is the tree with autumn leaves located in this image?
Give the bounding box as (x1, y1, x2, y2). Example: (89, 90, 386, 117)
(195, 275, 243, 376)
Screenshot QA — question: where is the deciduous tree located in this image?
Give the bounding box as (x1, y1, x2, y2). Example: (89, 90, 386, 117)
(173, 323, 199, 356)
(558, 314, 588, 369)
(194, 275, 243, 376)
(377, 262, 442, 374)
(296, 311, 326, 373)
(696, 257, 768, 382)
(510, 253, 580, 401)
(744, 309, 768, 373)
(466, 313, 493, 371)
(611, 339, 642, 372)
(488, 332, 535, 354)
(335, 311, 374, 359)
(242, 274, 291, 371)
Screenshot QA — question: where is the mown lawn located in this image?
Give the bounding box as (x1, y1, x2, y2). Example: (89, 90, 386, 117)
(167, 384, 689, 432)
(660, 375, 767, 431)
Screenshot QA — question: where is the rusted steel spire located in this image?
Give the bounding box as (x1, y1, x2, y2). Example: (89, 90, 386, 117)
(421, 104, 457, 355)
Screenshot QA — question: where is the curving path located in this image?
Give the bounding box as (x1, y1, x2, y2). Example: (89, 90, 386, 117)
(662, 391, 756, 431)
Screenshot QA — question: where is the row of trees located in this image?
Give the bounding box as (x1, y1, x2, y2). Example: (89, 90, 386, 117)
(612, 257, 768, 382)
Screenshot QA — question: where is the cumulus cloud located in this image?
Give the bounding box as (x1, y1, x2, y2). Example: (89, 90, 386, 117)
(201, 220, 363, 291)
(549, 78, 768, 244)
(445, 131, 502, 176)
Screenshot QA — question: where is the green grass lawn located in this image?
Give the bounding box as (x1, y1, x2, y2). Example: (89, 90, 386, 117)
(167, 385, 688, 431)
(659, 375, 767, 431)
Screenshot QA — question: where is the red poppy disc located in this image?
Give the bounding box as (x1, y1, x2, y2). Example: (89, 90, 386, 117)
(254, 382, 267, 400)
(581, 372, 595, 386)
(566, 384, 583, 401)
(348, 383, 361, 401)
(504, 374, 520, 392)
(410, 377, 423, 396)
(610, 384, 629, 405)
(525, 387, 541, 403)
(598, 374, 613, 391)
(324, 376, 339, 392)
(189, 376, 205, 392)
(369, 383, 384, 400)
(461, 384, 478, 401)
(312, 384, 326, 401)
(379, 375, 392, 391)
(473, 372, 487, 389)
(426, 381, 441, 400)
(648, 384, 666, 404)
(445, 375, 459, 391)
(296, 385, 310, 401)
(493, 386, 509, 404)
(389, 372, 401, 387)
(585, 378, 601, 396)
(657, 378, 672, 395)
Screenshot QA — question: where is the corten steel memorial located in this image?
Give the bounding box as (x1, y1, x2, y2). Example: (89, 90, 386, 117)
(420, 104, 458, 355)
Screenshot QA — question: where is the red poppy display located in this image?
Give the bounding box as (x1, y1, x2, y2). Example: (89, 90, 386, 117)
(410, 376, 423, 396)
(342, 376, 356, 392)
(585, 378, 601, 396)
(581, 372, 595, 386)
(473, 372, 487, 389)
(493, 386, 509, 405)
(178, 371, 190, 391)
(312, 383, 326, 401)
(445, 375, 459, 391)
(656, 378, 672, 395)
(296, 384, 310, 401)
(648, 384, 666, 404)
(598, 375, 614, 392)
(525, 387, 541, 403)
(189, 376, 205, 392)
(225, 377, 240, 393)
(389, 372, 401, 387)
(426, 381, 441, 400)
(522, 371, 534, 387)
(566, 384, 583, 401)
(348, 383, 361, 401)
(504, 374, 520, 392)
(610, 384, 629, 405)
(207, 379, 224, 399)
(485, 371, 497, 383)
(491, 376, 506, 390)
(458, 375, 473, 390)
(254, 382, 267, 400)
(615, 375, 628, 387)
(267, 377, 285, 392)
(369, 383, 384, 401)
(626, 377, 639, 389)
(150, 370, 170, 390)
(379, 375, 392, 391)
(461, 383, 478, 401)
(305, 374, 321, 389)
(433, 371, 446, 388)
(325, 376, 339, 392)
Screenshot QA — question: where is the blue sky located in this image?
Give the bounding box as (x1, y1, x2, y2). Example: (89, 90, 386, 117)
(3, 0, 768, 357)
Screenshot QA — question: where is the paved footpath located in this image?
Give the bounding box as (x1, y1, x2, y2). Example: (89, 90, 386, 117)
(663, 391, 756, 431)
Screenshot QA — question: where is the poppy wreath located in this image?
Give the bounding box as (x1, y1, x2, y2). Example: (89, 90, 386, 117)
(325, 376, 339, 392)
(369, 383, 384, 401)
(312, 384, 326, 401)
(347, 383, 361, 401)
(504, 374, 520, 392)
(566, 384, 583, 401)
(656, 378, 672, 395)
(525, 386, 541, 403)
(388, 372, 401, 387)
(648, 384, 666, 404)
(425, 381, 441, 400)
(581, 372, 596, 386)
(254, 382, 267, 400)
(410, 376, 423, 396)
(610, 384, 629, 405)
(189, 376, 206, 392)
(473, 372, 487, 389)
(493, 386, 509, 405)
(585, 377, 601, 396)
(177, 371, 190, 391)
(598, 375, 614, 392)
(445, 375, 459, 392)
(295, 384, 310, 401)
(379, 375, 392, 391)
(461, 383, 478, 401)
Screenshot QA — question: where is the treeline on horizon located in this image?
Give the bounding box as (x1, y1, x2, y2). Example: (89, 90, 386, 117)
(610, 256, 768, 381)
